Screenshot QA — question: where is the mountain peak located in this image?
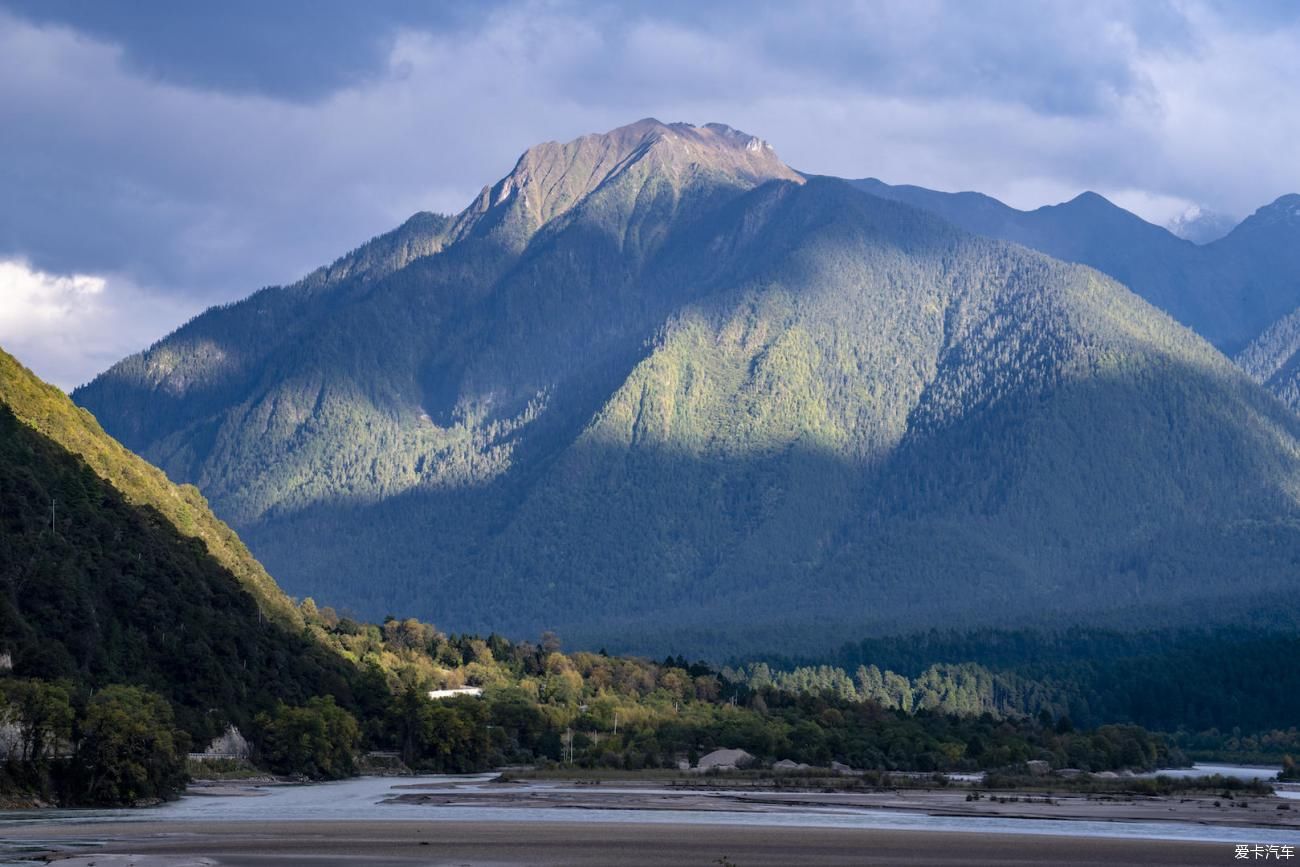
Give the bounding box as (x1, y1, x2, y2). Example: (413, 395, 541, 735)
(449, 119, 801, 248)
(1049, 191, 1169, 232)
(1258, 193, 1300, 219)
(567, 118, 781, 157)
(1064, 190, 1116, 209)
(1229, 193, 1300, 240)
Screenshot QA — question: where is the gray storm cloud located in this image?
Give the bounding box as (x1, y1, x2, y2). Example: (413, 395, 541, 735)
(1, 0, 1298, 387)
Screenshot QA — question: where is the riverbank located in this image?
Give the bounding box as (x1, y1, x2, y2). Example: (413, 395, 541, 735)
(24, 819, 1236, 866)
(390, 775, 1300, 831)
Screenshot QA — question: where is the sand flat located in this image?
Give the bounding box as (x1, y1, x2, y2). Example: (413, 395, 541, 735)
(28, 819, 1237, 866)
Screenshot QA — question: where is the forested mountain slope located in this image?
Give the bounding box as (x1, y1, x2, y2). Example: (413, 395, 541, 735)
(0, 349, 298, 627)
(847, 179, 1300, 357)
(76, 120, 1300, 655)
(0, 348, 359, 739)
(1237, 302, 1300, 413)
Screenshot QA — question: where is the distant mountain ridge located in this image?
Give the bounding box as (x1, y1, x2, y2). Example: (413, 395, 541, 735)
(844, 178, 1300, 356)
(75, 120, 1300, 654)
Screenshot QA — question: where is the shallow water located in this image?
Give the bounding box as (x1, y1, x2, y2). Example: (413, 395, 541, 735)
(1139, 763, 1283, 782)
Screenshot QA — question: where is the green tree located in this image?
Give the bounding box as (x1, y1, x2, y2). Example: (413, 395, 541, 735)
(385, 691, 493, 773)
(254, 696, 360, 780)
(1279, 754, 1298, 782)
(75, 685, 188, 806)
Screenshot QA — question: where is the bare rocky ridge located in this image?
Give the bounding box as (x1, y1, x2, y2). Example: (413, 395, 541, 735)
(445, 118, 803, 255)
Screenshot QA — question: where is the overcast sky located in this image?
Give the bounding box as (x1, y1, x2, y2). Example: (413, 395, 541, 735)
(3, 0, 1300, 389)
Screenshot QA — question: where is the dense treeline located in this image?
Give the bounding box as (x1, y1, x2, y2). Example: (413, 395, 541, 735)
(245, 608, 1182, 779)
(759, 626, 1300, 743)
(0, 679, 189, 806)
(4, 597, 1258, 806)
(10, 597, 1292, 805)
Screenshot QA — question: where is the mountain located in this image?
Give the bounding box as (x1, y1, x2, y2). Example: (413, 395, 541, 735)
(0, 347, 357, 739)
(1165, 206, 1237, 244)
(845, 179, 1300, 355)
(76, 120, 1300, 655)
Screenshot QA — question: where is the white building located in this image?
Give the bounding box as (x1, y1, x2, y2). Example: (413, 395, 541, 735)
(427, 687, 484, 700)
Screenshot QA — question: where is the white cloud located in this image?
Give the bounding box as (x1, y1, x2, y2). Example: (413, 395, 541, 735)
(0, 259, 198, 390)
(0, 259, 105, 326)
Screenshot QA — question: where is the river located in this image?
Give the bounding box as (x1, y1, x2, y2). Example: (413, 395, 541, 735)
(3, 765, 1298, 865)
